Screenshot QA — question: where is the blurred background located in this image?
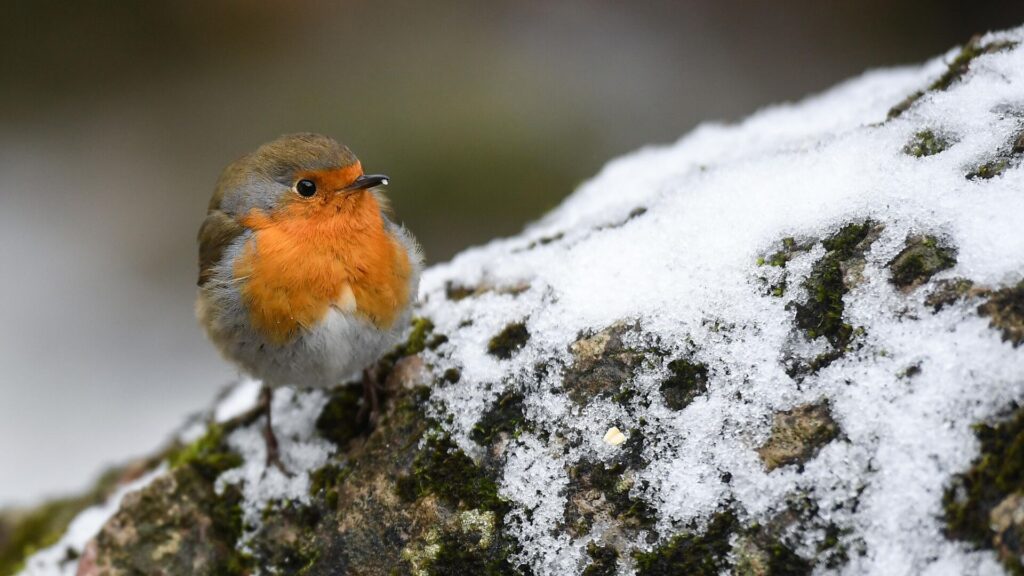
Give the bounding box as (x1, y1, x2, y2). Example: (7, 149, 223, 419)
(2, 0, 1022, 506)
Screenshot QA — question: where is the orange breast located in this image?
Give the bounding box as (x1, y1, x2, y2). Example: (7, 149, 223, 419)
(234, 192, 412, 344)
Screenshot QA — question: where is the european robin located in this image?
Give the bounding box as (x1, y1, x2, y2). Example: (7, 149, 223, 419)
(196, 133, 422, 467)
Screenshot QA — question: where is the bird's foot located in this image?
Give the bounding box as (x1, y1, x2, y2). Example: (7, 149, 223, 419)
(259, 386, 292, 477)
(357, 367, 383, 428)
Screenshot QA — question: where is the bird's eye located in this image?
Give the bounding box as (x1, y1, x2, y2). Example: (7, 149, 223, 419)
(296, 179, 317, 197)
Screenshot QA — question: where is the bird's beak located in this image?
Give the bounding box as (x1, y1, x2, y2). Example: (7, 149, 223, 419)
(345, 174, 390, 191)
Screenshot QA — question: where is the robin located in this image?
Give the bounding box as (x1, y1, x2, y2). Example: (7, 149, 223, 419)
(196, 133, 422, 468)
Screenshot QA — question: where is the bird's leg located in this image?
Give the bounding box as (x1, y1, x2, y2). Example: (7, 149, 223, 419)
(259, 386, 290, 475)
(358, 367, 382, 427)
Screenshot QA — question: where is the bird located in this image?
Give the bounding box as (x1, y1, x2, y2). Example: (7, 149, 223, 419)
(196, 133, 422, 469)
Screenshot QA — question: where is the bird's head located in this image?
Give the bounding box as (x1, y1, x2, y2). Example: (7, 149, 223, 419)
(212, 132, 389, 222)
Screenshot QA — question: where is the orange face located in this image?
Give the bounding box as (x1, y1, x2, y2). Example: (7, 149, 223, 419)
(232, 164, 413, 344)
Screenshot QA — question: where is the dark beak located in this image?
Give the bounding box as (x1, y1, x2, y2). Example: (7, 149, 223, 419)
(346, 174, 390, 191)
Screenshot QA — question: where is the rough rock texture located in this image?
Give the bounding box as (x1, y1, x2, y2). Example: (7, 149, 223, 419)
(7, 27, 1024, 576)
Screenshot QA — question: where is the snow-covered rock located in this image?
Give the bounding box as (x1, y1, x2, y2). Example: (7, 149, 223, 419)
(6, 27, 1024, 576)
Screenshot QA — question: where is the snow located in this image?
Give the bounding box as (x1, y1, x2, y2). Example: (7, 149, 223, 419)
(16, 27, 1024, 576)
(412, 28, 1024, 575)
(215, 387, 335, 545)
(19, 465, 166, 576)
(214, 377, 262, 423)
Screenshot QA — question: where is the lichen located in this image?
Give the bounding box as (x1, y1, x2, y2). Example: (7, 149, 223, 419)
(563, 322, 646, 405)
(925, 278, 980, 311)
(757, 402, 840, 472)
(977, 280, 1024, 347)
(887, 234, 957, 291)
(633, 511, 737, 576)
(487, 322, 530, 360)
(944, 404, 1024, 574)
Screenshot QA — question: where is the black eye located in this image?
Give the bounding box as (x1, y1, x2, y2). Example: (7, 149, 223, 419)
(296, 179, 317, 197)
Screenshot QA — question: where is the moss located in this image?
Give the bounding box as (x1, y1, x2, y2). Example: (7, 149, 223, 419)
(309, 464, 350, 510)
(405, 317, 436, 356)
(967, 159, 1009, 180)
(564, 431, 655, 537)
(167, 423, 242, 482)
(399, 433, 508, 514)
(377, 316, 437, 374)
(757, 402, 840, 471)
(734, 526, 812, 576)
(660, 358, 709, 410)
(441, 368, 462, 384)
(888, 37, 1017, 119)
(887, 235, 957, 291)
(792, 221, 877, 349)
(756, 237, 814, 298)
(633, 511, 738, 576)
(966, 129, 1024, 181)
(818, 523, 851, 570)
(0, 485, 108, 575)
(487, 322, 530, 359)
(471, 390, 528, 445)
(581, 542, 619, 576)
(944, 404, 1024, 573)
(315, 384, 368, 447)
(445, 281, 531, 300)
(904, 129, 951, 157)
(92, 467, 251, 576)
(978, 280, 1024, 347)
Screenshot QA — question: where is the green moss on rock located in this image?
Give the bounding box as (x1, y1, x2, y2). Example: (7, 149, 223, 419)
(167, 423, 242, 483)
(400, 433, 508, 514)
(966, 159, 1009, 180)
(581, 542, 619, 576)
(977, 280, 1024, 347)
(92, 466, 251, 576)
(944, 404, 1024, 573)
(791, 221, 880, 350)
(887, 235, 957, 292)
(888, 36, 1017, 119)
(315, 383, 368, 448)
(0, 467, 123, 576)
(757, 402, 840, 472)
(659, 358, 709, 410)
(471, 390, 529, 445)
(904, 129, 951, 157)
(487, 322, 530, 359)
(633, 511, 738, 576)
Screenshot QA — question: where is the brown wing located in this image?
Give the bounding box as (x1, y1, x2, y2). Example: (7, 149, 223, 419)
(197, 209, 244, 286)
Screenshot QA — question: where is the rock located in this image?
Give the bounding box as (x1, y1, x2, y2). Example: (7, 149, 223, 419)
(10, 27, 1024, 576)
(757, 402, 840, 472)
(978, 281, 1024, 347)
